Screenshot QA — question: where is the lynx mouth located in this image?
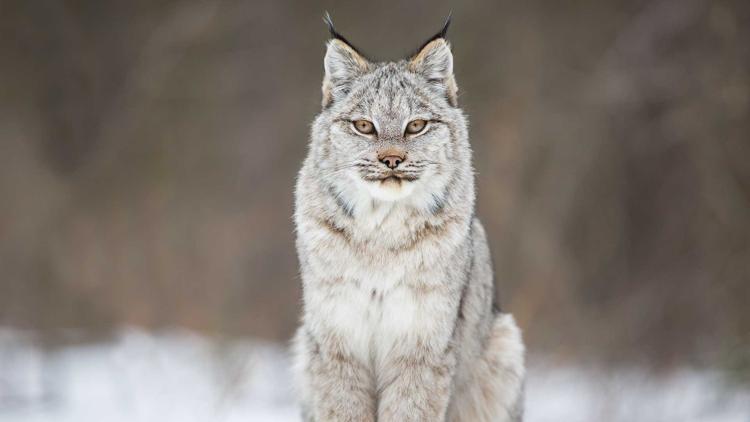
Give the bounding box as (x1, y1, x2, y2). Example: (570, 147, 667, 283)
(359, 171, 419, 201)
(381, 176, 402, 186)
(363, 172, 419, 184)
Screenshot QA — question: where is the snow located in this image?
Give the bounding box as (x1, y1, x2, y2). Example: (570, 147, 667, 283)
(0, 328, 748, 422)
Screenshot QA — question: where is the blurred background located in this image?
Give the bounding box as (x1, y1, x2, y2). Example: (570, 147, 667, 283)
(1, 0, 749, 421)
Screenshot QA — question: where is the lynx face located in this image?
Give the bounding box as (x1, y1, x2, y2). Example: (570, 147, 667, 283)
(310, 24, 469, 212)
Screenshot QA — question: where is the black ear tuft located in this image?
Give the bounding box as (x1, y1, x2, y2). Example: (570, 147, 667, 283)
(412, 12, 452, 57)
(438, 12, 452, 39)
(322, 11, 340, 40)
(323, 11, 365, 57)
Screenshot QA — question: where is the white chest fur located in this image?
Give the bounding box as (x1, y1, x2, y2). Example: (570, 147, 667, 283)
(304, 238, 459, 371)
(300, 195, 467, 368)
(305, 251, 414, 359)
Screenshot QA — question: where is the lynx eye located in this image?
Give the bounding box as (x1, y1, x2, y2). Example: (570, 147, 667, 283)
(405, 119, 427, 135)
(353, 120, 375, 135)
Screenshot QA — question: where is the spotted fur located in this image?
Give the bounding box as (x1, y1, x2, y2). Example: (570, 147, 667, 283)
(293, 17, 525, 422)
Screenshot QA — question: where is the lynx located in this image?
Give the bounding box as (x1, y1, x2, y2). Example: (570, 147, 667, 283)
(292, 15, 525, 422)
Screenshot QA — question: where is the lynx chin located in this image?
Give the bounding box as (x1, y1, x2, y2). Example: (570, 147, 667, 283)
(293, 15, 525, 422)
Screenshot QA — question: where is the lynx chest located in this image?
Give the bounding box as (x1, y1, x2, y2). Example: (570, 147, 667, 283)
(305, 247, 456, 367)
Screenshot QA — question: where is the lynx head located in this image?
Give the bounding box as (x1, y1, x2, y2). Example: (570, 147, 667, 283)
(309, 14, 472, 216)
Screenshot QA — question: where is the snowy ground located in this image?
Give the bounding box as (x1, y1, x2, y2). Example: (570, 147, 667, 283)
(0, 328, 748, 422)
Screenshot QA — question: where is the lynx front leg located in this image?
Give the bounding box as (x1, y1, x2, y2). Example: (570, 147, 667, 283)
(377, 345, 457, 422)
(298, 331, 376, 422)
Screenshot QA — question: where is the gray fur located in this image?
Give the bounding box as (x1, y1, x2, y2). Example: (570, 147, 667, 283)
(293, 24, 525, 422)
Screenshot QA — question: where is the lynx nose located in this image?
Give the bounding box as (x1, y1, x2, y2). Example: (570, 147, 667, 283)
(378, 151, 406, 169)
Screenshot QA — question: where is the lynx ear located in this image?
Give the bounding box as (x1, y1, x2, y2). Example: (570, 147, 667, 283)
(408, 16, 458, 106)
(322, 13, 370, 107)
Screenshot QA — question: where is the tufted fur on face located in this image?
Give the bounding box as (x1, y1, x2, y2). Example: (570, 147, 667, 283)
(307, 14, 472, 221)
